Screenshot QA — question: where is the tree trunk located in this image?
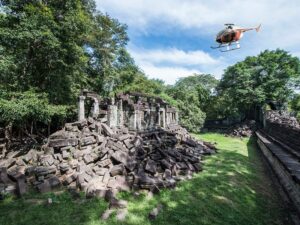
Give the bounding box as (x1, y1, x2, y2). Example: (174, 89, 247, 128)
(48, 121, 51, 136)
(4, 122, 12, 150)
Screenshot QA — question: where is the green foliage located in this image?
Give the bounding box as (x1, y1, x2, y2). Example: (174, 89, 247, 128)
(217, 49, 300, 117)
(0, 0, 129, 103)
(0, 90, 69, 127)
(167, 74, 218, 131)
(290, 93, 300, 111)
(289, 93, 300, 121)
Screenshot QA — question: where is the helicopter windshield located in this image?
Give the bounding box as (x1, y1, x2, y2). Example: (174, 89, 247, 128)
(216, 29, 227, 37)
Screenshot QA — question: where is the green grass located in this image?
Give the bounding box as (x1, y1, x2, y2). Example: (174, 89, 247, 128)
(0, 133, 291, 225)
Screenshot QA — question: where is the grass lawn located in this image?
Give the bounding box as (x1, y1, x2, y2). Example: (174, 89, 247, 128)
(0, 133, 292, 225)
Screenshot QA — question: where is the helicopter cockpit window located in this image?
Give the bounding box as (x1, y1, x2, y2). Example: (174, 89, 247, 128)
(217, 30, 225, 37)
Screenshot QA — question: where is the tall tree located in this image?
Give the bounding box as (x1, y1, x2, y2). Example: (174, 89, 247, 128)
(0, 0, 129, 104)
(166, 74, 218, 131)
(217, 49, 300, 117)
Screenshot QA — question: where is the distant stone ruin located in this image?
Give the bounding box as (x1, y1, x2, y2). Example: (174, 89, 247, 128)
(0, 91, 215, 201)
(78, 90, 179, 131)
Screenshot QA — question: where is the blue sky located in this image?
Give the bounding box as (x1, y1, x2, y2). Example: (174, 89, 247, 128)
(96, 0, 300, 84)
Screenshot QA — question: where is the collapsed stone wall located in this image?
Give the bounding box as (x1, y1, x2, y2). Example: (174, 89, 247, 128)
(264, 110, 300, 152)
(0, 117, 215, 198)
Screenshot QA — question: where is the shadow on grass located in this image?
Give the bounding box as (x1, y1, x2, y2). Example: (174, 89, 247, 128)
(0, 190, 109, 225)
(0, 135, 292, 225)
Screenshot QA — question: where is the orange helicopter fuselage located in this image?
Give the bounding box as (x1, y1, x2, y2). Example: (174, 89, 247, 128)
(216, 29, 243, 44)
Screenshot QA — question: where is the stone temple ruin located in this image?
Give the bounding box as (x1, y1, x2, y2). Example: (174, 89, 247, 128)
(78, 90, 179, 131)
(0, 91, 215, 201)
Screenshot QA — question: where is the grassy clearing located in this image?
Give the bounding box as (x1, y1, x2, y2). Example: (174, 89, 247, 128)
(0, 133, 291, 225)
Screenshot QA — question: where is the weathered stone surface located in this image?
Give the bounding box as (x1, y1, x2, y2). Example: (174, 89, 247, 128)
(62, 151, 70, 159)
(93, 134, 103, 143)
(59, 163, 70, 172)
(118, 134, 131, 141)
(101, 123, 114, 137)
(160, 159, 172, 170)
(34, 166, 56, 176)
(37, 180, 51, 193)
(163, 169, 172, 180)
(145, 160, 157, 174)
(115, 175, 130, 191)
(64, 173, 77, 185)
(111, 151, 128, 164)
(48, 139, 78, 148)
(69, 120, 87, 129)
(16, 174, 27, 197)
(107, 178, 116, 188)
(23, 149, 37, 163)
(94, 187, 107, 198)
(98, 159, 112, 168)
(54, 153, 63, 162)
(0, 167, 12, 184)
(81, 136, 96, 146)
(102, 171, 110, 185)
(110, 165, 124, 177)
(123, 139, 134, 149)
(95, 168, 108, 176)
(109, 199, 128, 209)
(83, 154, 94, 164)
(149, 204, 163, 220)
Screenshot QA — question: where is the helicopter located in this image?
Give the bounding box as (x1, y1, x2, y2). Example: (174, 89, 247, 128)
(211, 23, 261, 52)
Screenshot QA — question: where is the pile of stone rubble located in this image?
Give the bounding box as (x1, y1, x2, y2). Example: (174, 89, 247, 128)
(0, 118, 216, 198)
(225, 120, 258, 137)
(266, 110, 299, 128)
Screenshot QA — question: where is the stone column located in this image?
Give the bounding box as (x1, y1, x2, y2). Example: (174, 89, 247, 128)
(175, 111, 179, 125)
(161, 108, 166, 128)
(92, 98, 99, 119)
(157, 110, 161, 127)
(136, 110, 142, 131)
(118, 99, 124, 128)
(78, 96, 86, 121)
(108, 105, 118, 128)
(129, 111, 137, 130)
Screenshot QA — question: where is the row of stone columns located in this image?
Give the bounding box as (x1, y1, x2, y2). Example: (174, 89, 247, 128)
(78, 94, 178, 130)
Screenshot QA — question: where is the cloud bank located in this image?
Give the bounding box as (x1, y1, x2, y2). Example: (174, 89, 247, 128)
(96, 0, 300, 84)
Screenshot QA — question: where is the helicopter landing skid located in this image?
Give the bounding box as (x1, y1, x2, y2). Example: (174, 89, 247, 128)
(211, 42, 240, 52)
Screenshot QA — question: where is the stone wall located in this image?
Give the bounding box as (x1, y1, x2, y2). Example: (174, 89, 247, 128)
(263, 111, 300, 153)
(264, 122, 300, 153)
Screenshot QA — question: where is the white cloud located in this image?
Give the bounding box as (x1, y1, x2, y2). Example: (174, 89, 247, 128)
(97, 0, 300, 31)
(130, 48, 219, 66)
(128, 47, 226, 84)
(138, 62, 202, 85)
(97, 0, 300, 48)
(96, 0, 300, 83)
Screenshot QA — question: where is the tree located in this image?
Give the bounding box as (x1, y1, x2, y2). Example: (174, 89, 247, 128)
(165, 74, 218, 132)
(0, 0, 129, 104)
(174, 74, 219, 110)
(290, 93, 300, 121)
(217, 49, 300, 118)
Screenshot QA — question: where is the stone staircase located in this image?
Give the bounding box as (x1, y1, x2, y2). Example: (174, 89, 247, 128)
(256, 130, 300, 218)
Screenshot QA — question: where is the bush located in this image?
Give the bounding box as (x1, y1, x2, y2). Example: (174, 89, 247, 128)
(0, 90, 70, 130)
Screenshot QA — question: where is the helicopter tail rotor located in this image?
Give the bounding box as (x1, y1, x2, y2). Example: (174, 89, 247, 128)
(255, 24, 261, 32)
